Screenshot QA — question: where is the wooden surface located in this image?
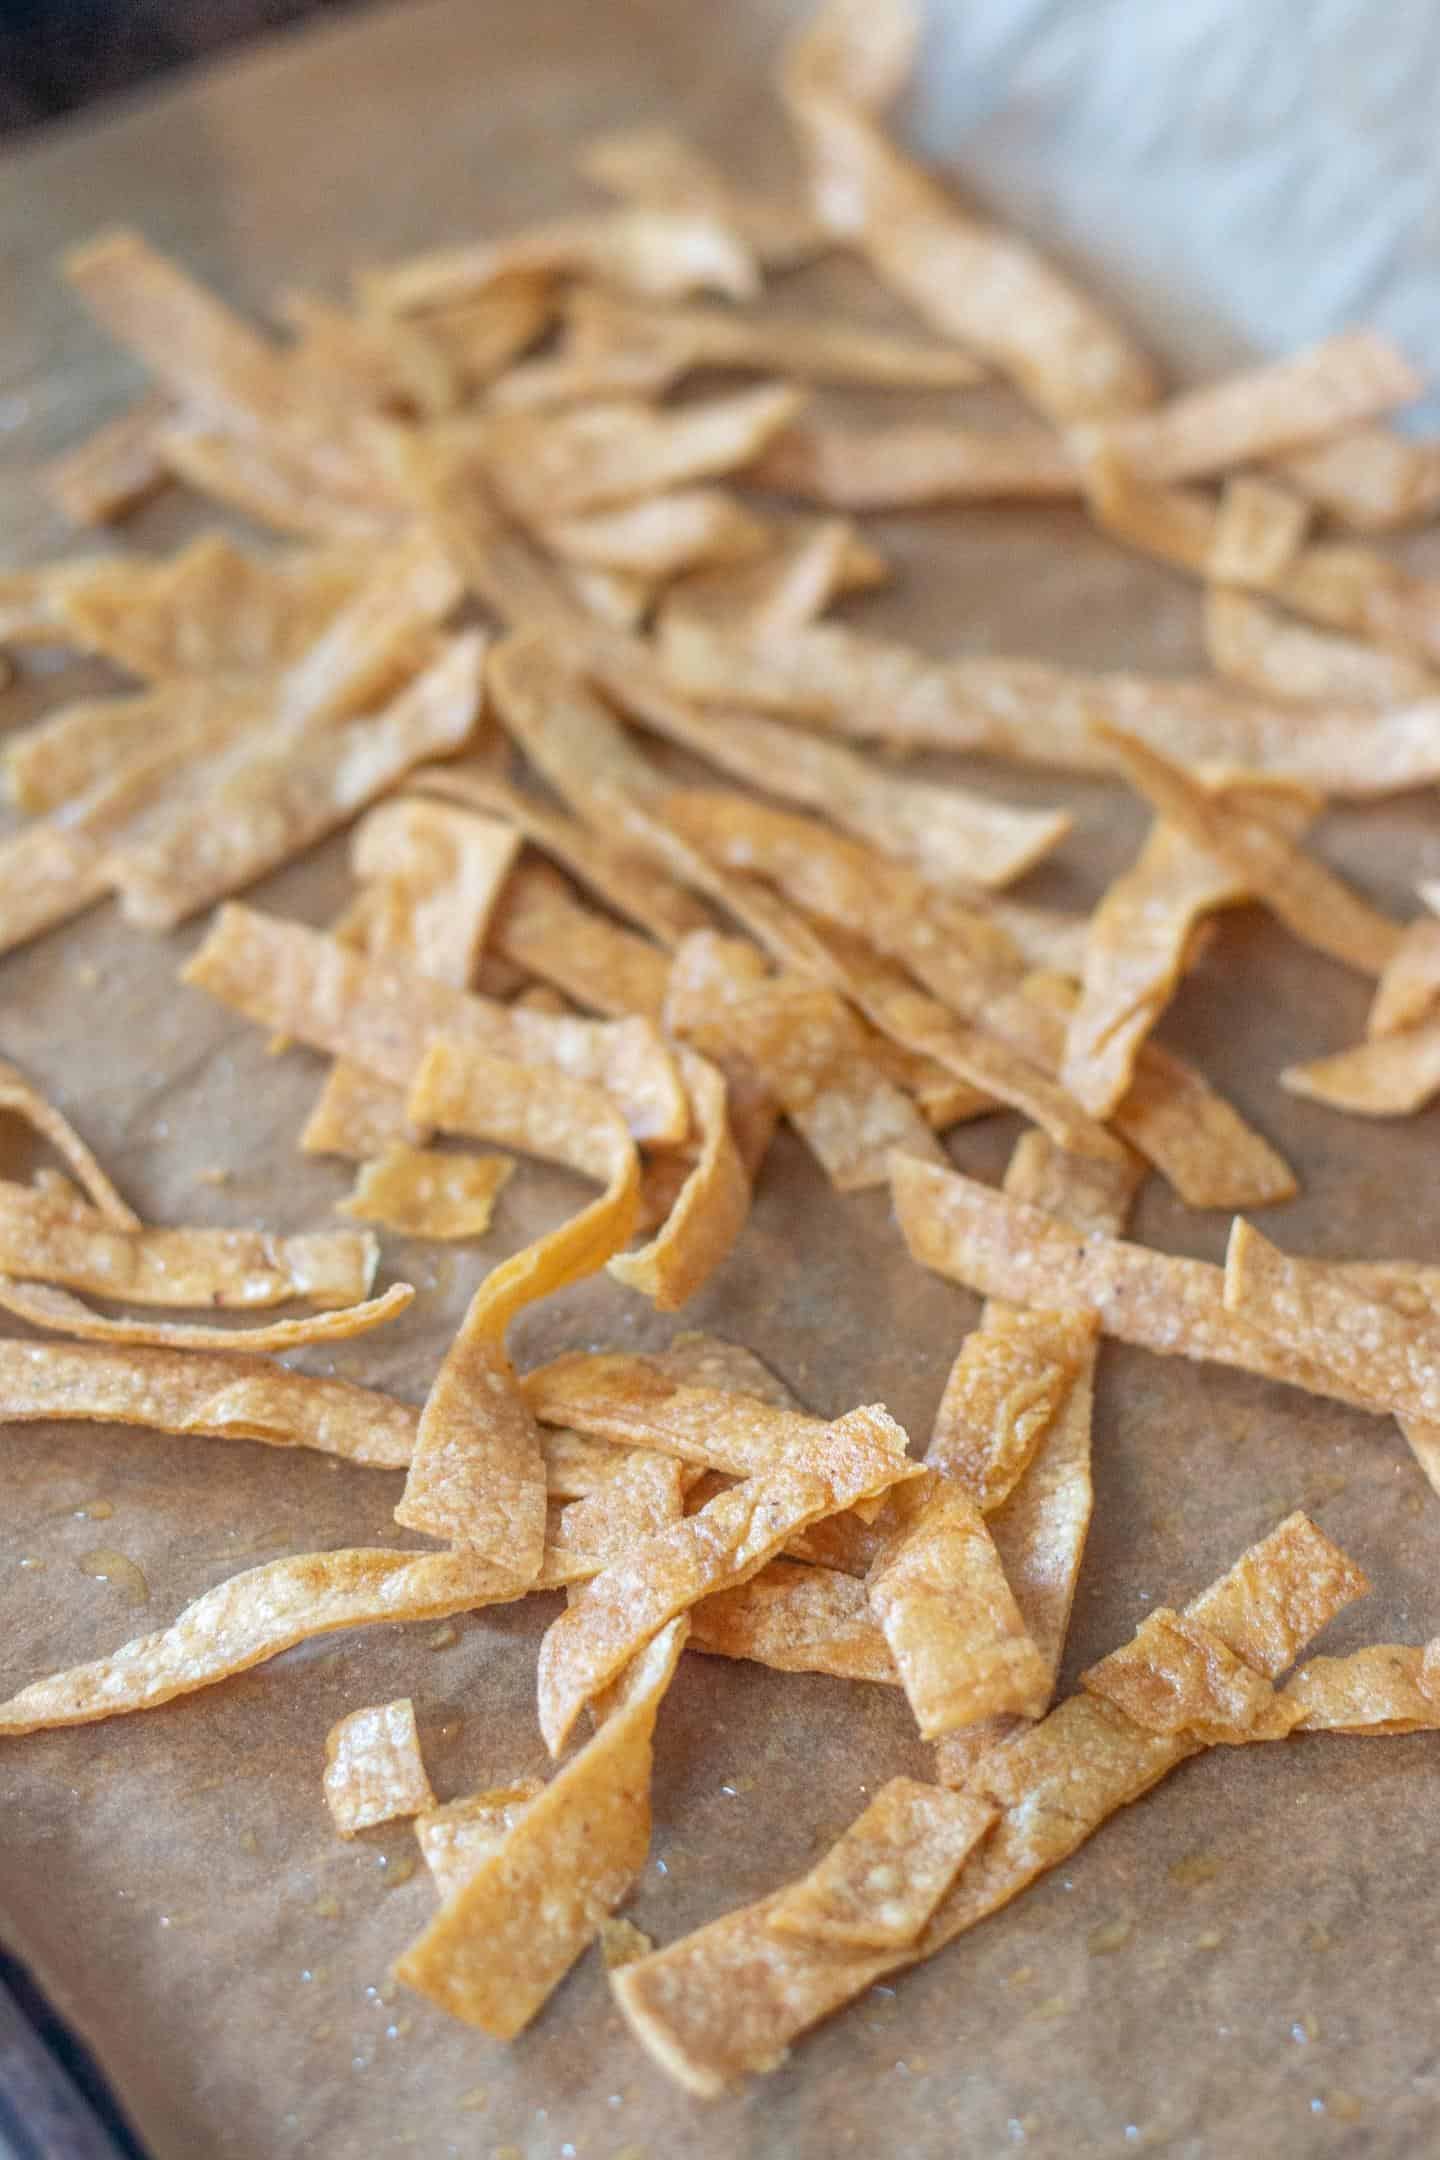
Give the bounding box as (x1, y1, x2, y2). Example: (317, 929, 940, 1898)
(1, 4, 1440, 2157)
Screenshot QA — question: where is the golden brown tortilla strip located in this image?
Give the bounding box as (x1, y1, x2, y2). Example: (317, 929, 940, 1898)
(0, 1059, 136, 1227)
(578, 129, 825, 270)
(0, 1545, 523, 1734)
(339, 1143, 513, 1239)
(365, 210, 758, 317)
(689, 1560, 898, 1683)
(660, 517, 888, 638)
(411, 275, 553, 389)
(749, 414, 1075, 508)
(1366, 919, 1440, 1040)
(1206, 474, 1311, 587)
(182, 902, 687, 1144)
(1280, 1020, 1440, 1117)
(768, 1778, 996, 1948)
(282, 289, 459, 418)
(928, 1307, 1098, 1514)
(1083, 331, 1421, 484)
(395, 1616, 687, 2034)
(1094, 722, 1402, 977)
(537, 1404, 920, 1752)
(0, 1338, 417, 1466)
(548, 1448, 689, 1553)
(0, 1275, 413, 1353)
(324, 1698, 436, 1836)
(492, 863, 670, 1021)
(413, 1779, 544, 1901)
(542, 488, 770, 579)
(6, 677, 254, 817)
(609, 1049, 749, 1310)
(1273, 423, 1440, 533)
(44, 395, 172, 525)
(1082, 1608, 1298, 1743)
(1204, 585, 1439, 707)
(866, 1472, 1051, 1738)
(155, 420, 397, 543)
(613, 1511, 1366, 2093)
(1282, 1642, 1440, 1733)
(350, 796, 521, 986)
(571, 289, 983, 393)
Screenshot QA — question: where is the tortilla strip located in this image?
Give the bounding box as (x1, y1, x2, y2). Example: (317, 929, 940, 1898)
(1207, 474, 1311, 587)
(537, 1405, 921, 1752)
(542, 489, 770, 579)
(365, 210, 758, 317)
(155, 421, 398, 543)
(655, 612, 1440, 795)
(1061, 776, 1317, 1117)
(578, 128, 825, 269)
(44, 395, 172, 524)
(1282, 1643, 1440, 1734)
(659, 516, 888, 641)
(339, 1144, 513, 1239)
(0, 1338, 417, 1466)
(1274, 423, 1440, 534)
(1094, 722, 1402, 977)
(492, 863, 670, 1021)
(5, 674, 263, 821)
(414, 1780, 545, 1900)
(689, 1560, 898, 1683)
(1204, 585, 1438, 708)
(1280, 1020, 1440, 1117)
(282, 290, 459, 419)
(768, 1779, 997, 1949)
(482, 386, 802, 522)
(749, 415, 1075, 507)
(866, 1472, 1051, 1737)
(1082, 1608, 1298, 1743)
(350, 796, 521, 986)
(928, 1307, 1098, 1515)
(324, 1698, 436, 1836)
(0, 1275, 413, 1354)
(1083, 331, 1421, 484)
(395, 1616, 687, 2033)
(0, 1059, 137, 1227)
(183, 902, 687, 1144)
(0, 1546, 527, 1736)
(1366, 919, 1440, 1040)
(608, 1049, 749, 1310)
(614, 1509, 1364, 2092)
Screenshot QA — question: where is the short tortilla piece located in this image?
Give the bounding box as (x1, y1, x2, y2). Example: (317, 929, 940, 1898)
(749, 414, 1075, 507)
(44, 396, 172, 524)
(0, 1059, 137, 1227)
(1367, 920, 1440, 1040)
(492, 863, 670, 1021)
(350, 796, 521, 987)
(1094, 721, 1402, 977)
(1280, 1020, 1440, 1117)
(1207, 474, 1311, 586)
(364, 210, 759, 316)
(324, 1698, 436, 1836)
(928, 1307, 1098, 1514)
(608, 1049, 749, 1310)
(767, 1778, 996, 1948)
(613, 1510, 1365, 2093)
(413, 1781, 544, 1900)
(1274, 423, 1440, 533)
(0, 1546, 523, 1733)
(0, 1276, 412, 1354)
(339, 1143, 513, 1239)
(1282, 1643, 1440, 1733)
(0, 1338, 417, 1467)
(537, 1404, 920, 1753)
(1081, 1608, 1298, 1743)
(542, 489, 770, 579)
(394, 1617, 688, 2035)
(578, 128, 825, 269)
(689, 1560, 898, 1683)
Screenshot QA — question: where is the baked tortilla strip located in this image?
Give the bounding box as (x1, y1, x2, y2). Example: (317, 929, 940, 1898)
(1282, 1642, 1440, 1733)
(44, 394, 172, 524)
(689, 1560, 898, 1684)
(748, 414, 1076, 507)
(1280, 1020, 1440, 1117)
(578, 130, 825, 269)
(1204, 585, 1439, 708)
(363, 209, 759, 316)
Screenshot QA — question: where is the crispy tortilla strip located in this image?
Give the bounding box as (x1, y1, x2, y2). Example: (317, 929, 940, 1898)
(1207, 475, 1311, 587)
(183, 902, 688, 1144)
(350, 796, 521, 986)
(395, 1616, 686, 2034)
(689, 1560, 898, 1683)
(1084, 331, 1421, 484)
(5, 676, 256, 817)
(302, 1060, 422, 1164)
(1368, 920, 1440, 1039)
(1060, 777, 1317, 1117)
(608, 1049, 749, 1310)
(0, 1276, 412, 1354)
(483, 386, 802, 522)
(657, 516, 887, 639)
(414, 1780, 544, 1900)
(413, 276, 554, 391)
(542, 489, 770, 578)
(547, 1452, 688, 1565)
(0, 1338, 416, 1467)
(281, 289, 459, 418)
(768, 1779, 996, 1948)
(928, 1308, 1098, 1514)
(493, 863, 670, 1020)
(1283, 1643, 1440, 1733)
(0, 1546, 523, 1734)
(1273, 423, 1440, 534)
(155, 420, 398, 543)
(393, 1038, 640, 1566)
(866, 1473, 1050, 1738)
(1223, 1217, 1440, 1426)
(1082, 1609, 1297, 1743)
(1094, 722, 1402, 977)
(749, 415, 1074, 507)
(579, 128, 825, 269)
(652, 1330, 802, 1408)
(656, 611, 1440, 795)
(0, 1059, 136, 1227)
(366, 211, 758, 316)
(890, 1156, 1380, 1408)
(537, 1405, 920, 1752)
(540, 1426, 638, 1501)
(1280, 1020, 1440, 1116)
(339, 1143, 513, 1240)
(562, 561, 655, 631)
(0, 1181, 376, 1307)
(1204, 584, 1438, 708)
(1099, 1030, 1295, 1210)
(324, 1698, 436, 1836)
(613, 1510, 1365, 2093)
(44, 395, 171, 524)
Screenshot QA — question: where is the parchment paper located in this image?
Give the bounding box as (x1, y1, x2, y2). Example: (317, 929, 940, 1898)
(2, 3, 1439, 2155)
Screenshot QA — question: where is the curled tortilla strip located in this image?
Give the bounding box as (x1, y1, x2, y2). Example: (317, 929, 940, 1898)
(324, 1698, 436, 1836)
(44, 395, 172, 525)
(183, 902, 687, 1144)
(493, 863, 670, 1020)
(0, 1338, 417, 1467)
(0, 1276, 413, 1354)
(414, 1780, 544, 1901)
(364, 210, 758, 317)
(608, 1048, 749, 1310)
(1282, 1642, 1440, 1734)
(1280, 1020, 1440, 1118)
(395, 1616, 687, 2034)
(1367, 920, 1440, 1039)
(1204, 584, 1438, 708)
(578, 128, 825, 269)
(542, 488, 770, 578)
(0, 1545, 520, 1735)
(339, 1143, 513, 1240)
(1082, 1608, 1297, 1743)
(1207, 474, 1311, 587)
(1273, 423, 1440, 534)
(612, 1510, 1365, 2093)
(1095, 722, 1402, 978)
(537, 1405, 920, 1753)
(749, 414, 1075, 508)
(1081, 331, 1421, 485)
(689, 1560, 897, 1683)
(1060, 776, 1317, 1117)
(768, 1779, 996, 1949)
(0, 1181, 376, 1308)
(482, 386, 802, 522)
(866, 1472, 1051, 1738)
(392, 1038, 639, 1567)
(928, 1307, 1098, 1515)
(0, 1059, 137, 1227)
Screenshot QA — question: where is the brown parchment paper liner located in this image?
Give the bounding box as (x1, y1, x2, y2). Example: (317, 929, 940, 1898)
(2, 3, 1440, 2155)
